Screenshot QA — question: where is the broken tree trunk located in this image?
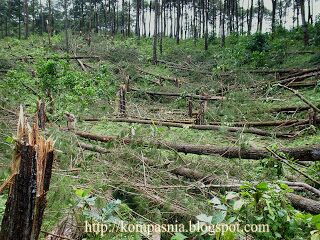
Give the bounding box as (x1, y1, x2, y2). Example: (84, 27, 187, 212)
(118, 85, 126, 116)
(130, 88, 225, 101)
(72, 130, 320, 161)
(286, 193, 320, 214)
(0, 106, 55, 240)
(187, 97, 193, 118)
(37, 99, 47, 130)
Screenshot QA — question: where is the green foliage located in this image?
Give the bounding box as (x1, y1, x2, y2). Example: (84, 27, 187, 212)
(246, 33, 270, 53)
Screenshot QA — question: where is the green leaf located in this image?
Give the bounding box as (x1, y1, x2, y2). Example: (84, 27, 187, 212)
(233, 199, 244, 211)
(210, 196, 221, 205)
(312, 214, 320, 224)
(4, 136, 14, 144)
(226, 192, 238, 200)
(196, 213, 213, 223)
(211, 210, 226, 224)
(171, 232, 187, 240)
(256, 182, 269, 191)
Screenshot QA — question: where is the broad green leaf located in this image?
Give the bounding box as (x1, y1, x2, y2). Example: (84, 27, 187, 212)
(211, 210, 226, 224)
(233, 199, 244, 211)
(171, 232, 187, 240)
(256, 182, 269, 191)
(196, 213, 213, 223)
(210, 196, 221, 205)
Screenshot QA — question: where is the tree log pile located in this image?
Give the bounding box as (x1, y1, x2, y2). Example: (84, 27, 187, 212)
(0, 107, 55, 240)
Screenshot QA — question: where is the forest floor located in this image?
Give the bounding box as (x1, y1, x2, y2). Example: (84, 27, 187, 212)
(0, 34, 320, 240)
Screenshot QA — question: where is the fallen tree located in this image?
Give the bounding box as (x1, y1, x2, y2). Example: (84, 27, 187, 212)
(286, 193, 320, 214)
(130, 88, 226, 101)
(72, 130, 320, 161)
(81, 117, 295, 138)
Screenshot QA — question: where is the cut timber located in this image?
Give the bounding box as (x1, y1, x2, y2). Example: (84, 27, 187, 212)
(44, 214, 82, 240)
(0, 106, 55, 240)
(72, 130, 320, 162)
(286, 193, 320, 214)
(82, 117, 294, 138)
(130, 88, 226, 101)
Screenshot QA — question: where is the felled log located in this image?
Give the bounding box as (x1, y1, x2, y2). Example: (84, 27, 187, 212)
(279, 66, 320, 80)
(270, 105, 312, 113)
(72, 130, 320, 162)
(12, 56, 100, 61)
(287, 80, 317, 88)
(45, 214, 83, 240)
(0, 106, 55, 240)
(280, 70, 320, 85)
(74, 142, 320, 198)
(136, 67, 185, 85)
(130, 88, 225, 101)
(286, 193, 320, 214)
(82, 117, 294, 138)
(78, 142, 110, 154)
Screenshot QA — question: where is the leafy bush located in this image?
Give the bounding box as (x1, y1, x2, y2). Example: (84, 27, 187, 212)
(246, 33, 270, 53)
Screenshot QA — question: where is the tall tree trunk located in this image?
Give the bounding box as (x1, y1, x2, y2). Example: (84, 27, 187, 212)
(300, 0, 309, 46)
(176, 0, 180, 44)
(221, 0, 226, 47)
(193, 0, 197, 44)
(128, 0, 131, 35)
(19, 0, 22, 39)
(204, 0, 208, 50)
(135, 0, 140, 37)
(64, 0, 69, 52)
(24, 0, 29, 38)
(153, 0, 159, 65)
(271, 0, 277, 33)
(247, 0, 253, 35)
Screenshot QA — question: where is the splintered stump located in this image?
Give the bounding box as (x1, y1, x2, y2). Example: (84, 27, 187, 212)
(0, 107, 54, 240)
(119, 85, 126, 116)
(37, 100, 47, 130)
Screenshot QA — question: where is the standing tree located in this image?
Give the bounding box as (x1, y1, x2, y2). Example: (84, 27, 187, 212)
(153, 0, 159, 64)
(23, 0, 29, 38)
(299, 0, 309, 45)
